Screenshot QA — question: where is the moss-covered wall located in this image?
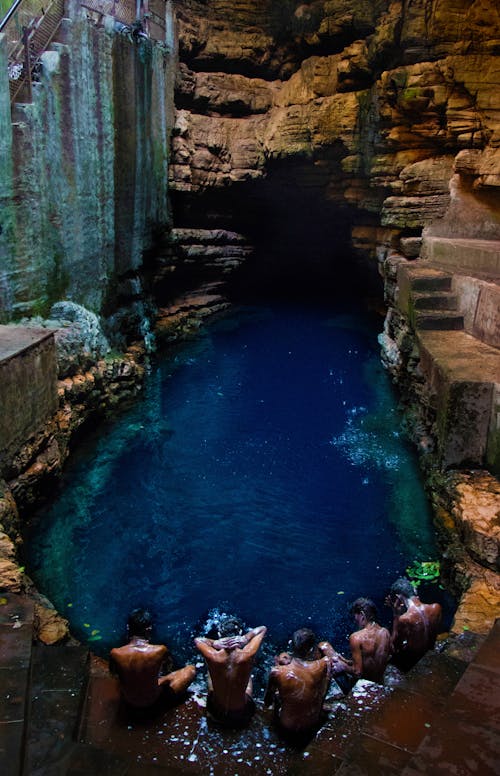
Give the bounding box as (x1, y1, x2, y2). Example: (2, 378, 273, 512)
(0, 6, 173, 325)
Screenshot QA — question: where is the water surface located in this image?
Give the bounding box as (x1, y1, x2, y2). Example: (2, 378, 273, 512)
(26, 303, 441, 669)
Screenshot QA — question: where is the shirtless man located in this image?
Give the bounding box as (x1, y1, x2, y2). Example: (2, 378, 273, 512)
(326, 598, 392, 685)
(110, 609, 196, 711)
(264, 628, 332, 742)
(386, 578, 442, 670)
(195, 617, 267, 727)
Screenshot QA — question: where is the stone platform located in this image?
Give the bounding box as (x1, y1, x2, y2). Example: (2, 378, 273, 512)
(1, 591, 500, 774)
(0, 326, 55, 364)
(0, 326, 58, 473)
(422, 237, 500, 278)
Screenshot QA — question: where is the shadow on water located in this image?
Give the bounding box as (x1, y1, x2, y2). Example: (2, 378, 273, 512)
(24, 301, 455, 688)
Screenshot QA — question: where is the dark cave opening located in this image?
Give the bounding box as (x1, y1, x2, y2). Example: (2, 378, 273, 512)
(165, 163, 384, 307)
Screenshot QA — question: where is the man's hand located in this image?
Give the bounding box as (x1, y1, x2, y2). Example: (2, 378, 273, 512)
(212, 636, 247, 650)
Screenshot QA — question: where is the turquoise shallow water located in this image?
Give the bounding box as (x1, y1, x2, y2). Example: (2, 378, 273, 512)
(25, 303, 448, 668)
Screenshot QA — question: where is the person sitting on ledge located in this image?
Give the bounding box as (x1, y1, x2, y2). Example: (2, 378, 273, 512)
(385, 577, 442, 671)
(110, 608, 196, 714)
(324, 598, 392, 688)
(264, 628, 333, 744)
(194, 616, 267, 728)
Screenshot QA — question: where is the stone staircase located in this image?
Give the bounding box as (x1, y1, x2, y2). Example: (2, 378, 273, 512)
(2, 591, 499, 775)
(396, 264, 464, 332)
(391, 258, 500, 473)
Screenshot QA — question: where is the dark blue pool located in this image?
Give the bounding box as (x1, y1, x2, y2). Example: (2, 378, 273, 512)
(25, 302, 444, 669)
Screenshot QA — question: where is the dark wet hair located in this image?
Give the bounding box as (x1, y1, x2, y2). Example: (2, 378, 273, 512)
(390, 578, 416, 599)
(127, 608, 153, 638)
(292, 628, 317, 659)
(218, 616, 243, 638)
(351, 597, 378, 622)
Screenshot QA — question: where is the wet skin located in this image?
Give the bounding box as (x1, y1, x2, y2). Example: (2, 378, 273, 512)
(324, 614, 392, 684)
(110, 635, 196, 708)
(264, 643, 332, 734)
(386, 594, 442, 670)
(195, 626, 267, 715)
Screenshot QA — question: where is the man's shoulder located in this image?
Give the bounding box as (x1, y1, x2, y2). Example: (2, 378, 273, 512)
(110, 644, 127, 658)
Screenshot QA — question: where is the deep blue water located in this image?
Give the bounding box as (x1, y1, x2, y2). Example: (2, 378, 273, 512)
(26, 303, 442, 670)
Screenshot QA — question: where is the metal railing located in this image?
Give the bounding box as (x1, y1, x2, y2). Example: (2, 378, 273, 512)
(2, 0, 65, 101)
(79, 0, 166, 42)
(2, 0, 167, 104)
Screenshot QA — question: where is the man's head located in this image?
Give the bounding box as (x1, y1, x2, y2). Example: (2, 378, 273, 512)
(127, 608, 153, 639)
(390, 578, 416, 600)
(217, 616, 244, 639)
(292, 628, 317, 659)
(351, 597, 378, 624)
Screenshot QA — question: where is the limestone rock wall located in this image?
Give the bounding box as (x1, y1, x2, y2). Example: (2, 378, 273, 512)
(0, 6, 174, 337)
(168, 0, 500, 285)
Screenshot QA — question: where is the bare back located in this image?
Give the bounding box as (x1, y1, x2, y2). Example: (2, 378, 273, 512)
(266, 657, 330, 733)
(349, 623, 391, 683)
(393, 599, 442, 669)
(195, 626, 266, 715)
(204, 648, 254, 712)
(110, 642, 167, 707)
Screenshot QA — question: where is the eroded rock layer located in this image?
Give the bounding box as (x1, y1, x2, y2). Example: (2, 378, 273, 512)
(163, 0, 500, 297)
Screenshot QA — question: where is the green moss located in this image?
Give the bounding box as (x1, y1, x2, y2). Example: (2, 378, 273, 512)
(0, 0, 13, 17)
(402, 87, 420, 100)
(31, 251, 69, 318)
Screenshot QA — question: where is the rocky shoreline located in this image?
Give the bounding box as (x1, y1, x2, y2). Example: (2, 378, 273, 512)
(0, 329, 147, 643)
(0, 299, 499, 646)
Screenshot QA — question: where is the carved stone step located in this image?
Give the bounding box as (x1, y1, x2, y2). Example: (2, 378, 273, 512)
(409, 270, 452, 292)
(412, 292, 458, 311)
(415, 310, 464, 330)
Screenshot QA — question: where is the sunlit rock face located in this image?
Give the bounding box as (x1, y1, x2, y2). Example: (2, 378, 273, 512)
(168, 0, 500, 290)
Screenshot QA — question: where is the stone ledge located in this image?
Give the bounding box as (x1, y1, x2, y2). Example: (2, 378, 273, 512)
(422, 236, 500, 275)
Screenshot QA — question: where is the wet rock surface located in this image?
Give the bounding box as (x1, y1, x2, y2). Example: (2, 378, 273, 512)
(167, 0, 500, 290)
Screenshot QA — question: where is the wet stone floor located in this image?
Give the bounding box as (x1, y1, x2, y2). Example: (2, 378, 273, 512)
(77, 625, 500, 776)
(80, 659, 394, 775)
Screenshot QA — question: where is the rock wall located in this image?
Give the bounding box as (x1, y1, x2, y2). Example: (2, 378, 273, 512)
(166, 0, 500, 291)
(0, 328, 146, 636)
(0, 4, 174, 338)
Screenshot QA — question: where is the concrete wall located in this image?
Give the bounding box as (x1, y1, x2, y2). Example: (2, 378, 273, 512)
(0, 327, 58, 472)
(0, 5, 174, 326)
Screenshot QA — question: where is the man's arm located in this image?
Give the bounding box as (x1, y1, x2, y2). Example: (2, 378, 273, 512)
(319, 641, 353, 675)
(386, 594, 407, 650)
(194, 637, 224, 661)
(239, 626, 267, 658)
(263, 667, 278, 707)
(347, 634, 363, 678)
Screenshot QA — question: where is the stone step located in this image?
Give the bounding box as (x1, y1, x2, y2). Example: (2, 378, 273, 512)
(401, 619, 500, 775)
(72, 628, 500, 774)
(412, 291, 458, 311)
(408, 270, 452, 292)
(422, 236, 500, 276)
(414, 310, 464, 330)
(23, 644, 89, 775)
(0, 593, 34, 776)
